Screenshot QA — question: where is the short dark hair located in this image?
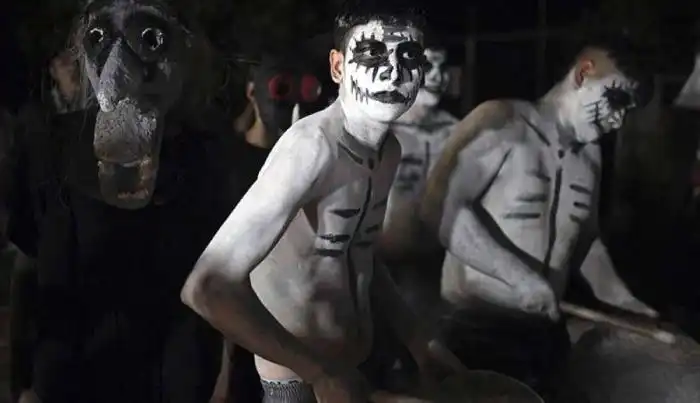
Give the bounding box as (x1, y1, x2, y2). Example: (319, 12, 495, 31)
(577, 30, 656, 107)
(333, 0, 426, 50)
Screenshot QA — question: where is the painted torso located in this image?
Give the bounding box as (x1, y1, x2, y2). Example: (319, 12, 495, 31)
(250, 101, 400, 373)
(442, 101, 601, 302)
(385, 109, 457, 228)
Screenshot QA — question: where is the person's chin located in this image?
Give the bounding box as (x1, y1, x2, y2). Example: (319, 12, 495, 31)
(362, 101, 407, 122)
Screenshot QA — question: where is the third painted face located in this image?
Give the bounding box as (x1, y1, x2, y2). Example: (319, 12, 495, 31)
(576, 72, 639, 140)
(341, 20, 425, 122)
(415, 48, 449, 107)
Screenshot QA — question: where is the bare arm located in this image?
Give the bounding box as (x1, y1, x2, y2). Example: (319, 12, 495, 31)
(181, 129, 334, 382)
(576, 225, 657, 317)
(423, 106, 542, 287)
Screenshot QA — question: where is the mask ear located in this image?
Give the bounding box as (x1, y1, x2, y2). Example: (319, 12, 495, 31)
(575, 60, 594, 87)
(329, 49, 344, 84)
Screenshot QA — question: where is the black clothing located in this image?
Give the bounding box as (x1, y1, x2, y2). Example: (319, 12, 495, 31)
(8, 108, 269, 403)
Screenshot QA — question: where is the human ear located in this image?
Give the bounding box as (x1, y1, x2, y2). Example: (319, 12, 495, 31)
(574, 60, 595, 87)
(329, 49, 344, 84)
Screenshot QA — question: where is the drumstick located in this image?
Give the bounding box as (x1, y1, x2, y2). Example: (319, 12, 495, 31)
(560, 301, 677, 344)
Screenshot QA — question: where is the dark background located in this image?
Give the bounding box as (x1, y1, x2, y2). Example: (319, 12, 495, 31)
(1, 0, 699, 113)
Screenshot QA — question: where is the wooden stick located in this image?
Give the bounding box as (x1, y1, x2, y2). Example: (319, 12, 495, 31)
(560, 301, 677, 344)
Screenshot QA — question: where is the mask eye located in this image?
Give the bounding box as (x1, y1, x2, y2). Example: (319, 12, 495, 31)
(141, 28, 166, 53)
(126, 24, 169, 62)
(268, 74, 294, 101)
(84, 26, 110, 53)
(300, 75, 321, 103)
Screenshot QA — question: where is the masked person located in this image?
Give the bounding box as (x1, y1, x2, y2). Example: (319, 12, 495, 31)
(181, 1, 468, 402)
(240, 52, 324, 149)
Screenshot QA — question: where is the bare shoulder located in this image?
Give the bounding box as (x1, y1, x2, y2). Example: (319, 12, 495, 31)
(272, 110, 334, 156)
(431, 100, 518, 180)
(448, 100, 519, 152)
(421, 100, 518, 228)
(260, 109, 335, 181)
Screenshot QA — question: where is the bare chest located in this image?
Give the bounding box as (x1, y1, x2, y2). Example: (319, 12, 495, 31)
(482, 141, 601, 268)
(314, 156, 394, 258)
(392, 124, 452, 196)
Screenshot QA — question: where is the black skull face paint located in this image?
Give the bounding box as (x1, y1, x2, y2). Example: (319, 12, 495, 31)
(341, 20, 425, 122)
(415, 48, 449, 107)
(578, 73, 639, 139)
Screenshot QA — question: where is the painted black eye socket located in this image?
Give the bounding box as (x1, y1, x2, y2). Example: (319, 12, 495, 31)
(397, 42, 425, 70)
(359, 43, 385, 58)
(603, 88, 633, 110)
(141, 27, 165, 51)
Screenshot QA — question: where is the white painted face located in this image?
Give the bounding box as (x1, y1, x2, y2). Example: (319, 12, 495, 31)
(573, 72, 639, 141)
(675, 53, 700, 110)
(414, 48, 449, 107)
(341, 20, 424, 122)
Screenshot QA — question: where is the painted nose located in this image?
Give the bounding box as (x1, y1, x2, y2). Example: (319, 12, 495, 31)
(96, 38, 143, 112)
(388, 54, 401, 84)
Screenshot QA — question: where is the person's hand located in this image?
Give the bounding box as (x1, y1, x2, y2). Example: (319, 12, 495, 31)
(413, 339, 469, 397)
(311, 366, 370, 403)
(513, 275, 559, 321)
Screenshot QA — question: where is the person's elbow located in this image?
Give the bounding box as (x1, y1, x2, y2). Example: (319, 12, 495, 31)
(180, 253, 248, 315)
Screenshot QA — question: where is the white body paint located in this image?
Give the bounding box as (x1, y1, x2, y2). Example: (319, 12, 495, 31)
(676, 53, 700, 197)
(385, 47, 456, 230)
(185, 19, 423, 382)
(385, 109, 456, 229)
(247, 100, 401, 378)
(675, 54, 700, 109)
(436, 70, 655, 318)
(441, 100, 601, 305)
(342, 20, 423, 123)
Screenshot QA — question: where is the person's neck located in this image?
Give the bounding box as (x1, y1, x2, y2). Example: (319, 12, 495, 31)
(245, 118, 275, 149)
(338, 98, 390, 152)
(539, 71, 597, 149)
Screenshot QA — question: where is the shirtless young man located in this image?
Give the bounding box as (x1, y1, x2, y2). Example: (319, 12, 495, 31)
(385, 42, 457, 230)
(382, 42, 458, 316)
(382, 38, 658, 391)
(181, 3, 465, 403)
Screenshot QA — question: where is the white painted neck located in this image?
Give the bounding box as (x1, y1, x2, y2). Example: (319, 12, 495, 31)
(539, 69, 598, 147)
(338, 94, 391, 152)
